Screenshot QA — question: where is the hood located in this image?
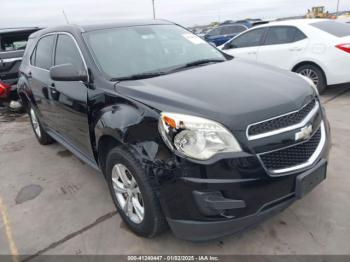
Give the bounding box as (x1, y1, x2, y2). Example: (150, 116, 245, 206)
(116, 58, 315, 131)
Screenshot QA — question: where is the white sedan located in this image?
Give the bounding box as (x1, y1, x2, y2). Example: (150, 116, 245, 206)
(219, 19, 350, 93)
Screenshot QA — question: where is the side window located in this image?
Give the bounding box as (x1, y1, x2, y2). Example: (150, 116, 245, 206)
(207, 27, 222, 37)
(54, 34, 84, 70)
(229, 28, 266, 48)
(264, 26, 297, 45)
(294, 28, 307, 41)
(218, 27, 228, 35)
(220, 26, 229, 35)
(223, 25, 246, 35)
(34, 35, 55, 70)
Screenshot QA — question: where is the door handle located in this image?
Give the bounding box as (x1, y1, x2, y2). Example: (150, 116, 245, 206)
(248, 51, 256, 55)
(290, 47, 302, 51)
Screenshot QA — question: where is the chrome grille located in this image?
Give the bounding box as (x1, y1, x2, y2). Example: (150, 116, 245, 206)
(260, 128, 321, 171)
(248, 99, 316, 138)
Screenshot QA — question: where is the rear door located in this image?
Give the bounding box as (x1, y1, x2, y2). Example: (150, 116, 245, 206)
(222, 27, 267, 60)
(49, 33, 92, 157)
(256, 26, 309, 69)
(29, 34, 56, 124)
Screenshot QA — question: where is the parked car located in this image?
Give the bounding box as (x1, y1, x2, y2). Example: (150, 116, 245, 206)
(0, 27, 41, 101)
(204, 23, 248, 46)
(18, 20, 330, 241)
(234, 18, 269, 27)
(219, 19, 350, 93)
(0, 78, 11, 98)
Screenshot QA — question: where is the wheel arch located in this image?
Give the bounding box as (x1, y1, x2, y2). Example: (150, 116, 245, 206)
(93, 102, 162, 175)
(18, 91, 30, 112)
(291, 61, 327, 85)
(17, 75, 35, 112)
(97, 135, 122, 176)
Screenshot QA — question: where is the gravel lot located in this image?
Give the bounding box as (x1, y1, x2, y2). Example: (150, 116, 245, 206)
(0, 85, 350, 258)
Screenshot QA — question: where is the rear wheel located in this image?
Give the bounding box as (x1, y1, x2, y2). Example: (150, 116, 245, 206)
(295, 64, 327, 94)
(28, 105, 54, 145)
(106, 146, 167, 237)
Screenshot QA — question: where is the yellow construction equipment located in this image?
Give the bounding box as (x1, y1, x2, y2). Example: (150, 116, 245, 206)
(306, 6, 331, 19)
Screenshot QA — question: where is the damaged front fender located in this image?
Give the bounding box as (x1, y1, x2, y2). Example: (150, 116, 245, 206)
(92, 95, 177, 178)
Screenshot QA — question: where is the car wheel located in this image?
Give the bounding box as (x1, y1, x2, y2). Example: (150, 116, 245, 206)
(28, 105, 54, 145)
(106, 146, 167, 237)
(296, 64, 326, 94)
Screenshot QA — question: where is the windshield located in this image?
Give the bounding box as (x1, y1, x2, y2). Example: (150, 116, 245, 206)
(83, 24, 226, 80)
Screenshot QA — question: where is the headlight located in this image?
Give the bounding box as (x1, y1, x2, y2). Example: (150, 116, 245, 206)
(298, 74, 319, 96)
(158, 112, 242, 160)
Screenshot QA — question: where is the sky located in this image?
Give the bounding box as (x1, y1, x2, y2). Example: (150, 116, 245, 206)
(1, 0, 350, 28)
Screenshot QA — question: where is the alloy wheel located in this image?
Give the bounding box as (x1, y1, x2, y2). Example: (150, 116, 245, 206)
(30, 108, 41, 138)
(299, 68, 319, 87)
(111, 163, 144, 224)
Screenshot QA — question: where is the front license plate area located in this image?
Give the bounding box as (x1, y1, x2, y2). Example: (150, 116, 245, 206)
(295, 161, 327, 198)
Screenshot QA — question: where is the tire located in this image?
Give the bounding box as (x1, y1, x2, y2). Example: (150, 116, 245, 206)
(295, 64, 327, 94)
(28, 105, 54, 145)
(106, 146, 167, 237)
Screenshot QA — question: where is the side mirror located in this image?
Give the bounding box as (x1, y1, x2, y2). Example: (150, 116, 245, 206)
(223, 43, 233, 50)
(50, 64, 88, 82)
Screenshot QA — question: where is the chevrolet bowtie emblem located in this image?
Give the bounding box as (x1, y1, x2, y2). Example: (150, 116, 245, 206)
(295, 125, 313, 141)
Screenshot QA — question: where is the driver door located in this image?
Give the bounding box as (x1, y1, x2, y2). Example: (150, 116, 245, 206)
(48, 33, 93, 158)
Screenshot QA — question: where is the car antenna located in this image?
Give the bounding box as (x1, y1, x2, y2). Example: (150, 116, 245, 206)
(62, 10, 70, 24)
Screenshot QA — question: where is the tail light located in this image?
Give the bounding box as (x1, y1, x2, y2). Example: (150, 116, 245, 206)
(0, 81, 11, 98)
(336, 43, 350, 54)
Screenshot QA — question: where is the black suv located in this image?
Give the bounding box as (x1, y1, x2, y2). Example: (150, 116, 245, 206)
(0, 27, 40, 100)
(18, 21, 330, 241)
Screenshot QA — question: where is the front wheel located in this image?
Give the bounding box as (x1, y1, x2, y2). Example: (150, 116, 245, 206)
(106, 147, 167, 237)
(295, 64, 327, 94)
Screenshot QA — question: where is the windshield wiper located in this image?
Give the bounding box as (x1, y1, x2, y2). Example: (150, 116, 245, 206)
(111, 59, 225, 81)
(168, 59, 226, 73)
(111, 72, 166, 81)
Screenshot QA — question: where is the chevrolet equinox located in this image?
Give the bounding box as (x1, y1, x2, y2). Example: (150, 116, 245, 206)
(18, 20, 330, 241)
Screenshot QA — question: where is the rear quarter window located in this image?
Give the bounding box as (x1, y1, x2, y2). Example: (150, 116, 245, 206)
(311, 21, 350, 37)
(32, 35, 55, 70)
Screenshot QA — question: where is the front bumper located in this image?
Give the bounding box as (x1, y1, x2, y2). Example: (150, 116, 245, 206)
(168, 194, 294, 241)
(166, 159, 327, 241)
(155, 118, 330, 241)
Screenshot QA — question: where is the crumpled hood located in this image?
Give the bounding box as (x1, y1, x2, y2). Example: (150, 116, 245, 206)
(116, 58, 315, 131)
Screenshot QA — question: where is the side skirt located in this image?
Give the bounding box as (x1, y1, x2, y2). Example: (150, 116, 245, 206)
(46, 128, 101, 173)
